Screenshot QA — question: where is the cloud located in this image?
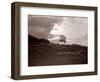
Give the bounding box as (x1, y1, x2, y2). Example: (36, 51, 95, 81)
(28, 15, 62, 39)
(28, 15, 88, 46)
(47, 17, 88, 46)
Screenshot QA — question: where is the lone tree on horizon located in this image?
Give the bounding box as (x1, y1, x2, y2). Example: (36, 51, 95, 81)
(59, 35, 67, 45)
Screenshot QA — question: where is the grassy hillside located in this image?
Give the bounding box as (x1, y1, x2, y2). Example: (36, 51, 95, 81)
(28, 42, 87, 66)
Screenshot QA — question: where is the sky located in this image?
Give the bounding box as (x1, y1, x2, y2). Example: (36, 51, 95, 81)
(28, 15, 88, 46)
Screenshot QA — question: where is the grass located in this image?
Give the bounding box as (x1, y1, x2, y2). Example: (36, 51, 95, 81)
(28, 43, 87, 66)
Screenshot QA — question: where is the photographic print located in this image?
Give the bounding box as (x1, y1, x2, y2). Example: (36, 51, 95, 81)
(11, 2, 97, 80)
(28, 15, 88, 66)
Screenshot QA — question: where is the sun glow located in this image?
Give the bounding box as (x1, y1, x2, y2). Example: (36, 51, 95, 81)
(50, 24, 60, 35)
(50, 23, 65, 35)
(47, 23, 66, 44)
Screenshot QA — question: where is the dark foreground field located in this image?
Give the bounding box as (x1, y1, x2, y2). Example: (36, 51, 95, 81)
(28, 35, 88, 66)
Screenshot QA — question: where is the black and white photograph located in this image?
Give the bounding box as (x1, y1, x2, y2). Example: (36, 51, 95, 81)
(28, 15, 88, 66)
(11, 2, 97, 79)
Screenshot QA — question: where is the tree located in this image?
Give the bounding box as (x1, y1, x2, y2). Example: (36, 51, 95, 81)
(59, 35, 67, 45)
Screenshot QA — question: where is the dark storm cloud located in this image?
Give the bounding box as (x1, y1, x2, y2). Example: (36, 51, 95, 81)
(28, 15, 62, 39)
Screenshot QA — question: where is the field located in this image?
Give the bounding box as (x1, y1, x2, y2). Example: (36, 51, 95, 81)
(28, 40, 87, 66)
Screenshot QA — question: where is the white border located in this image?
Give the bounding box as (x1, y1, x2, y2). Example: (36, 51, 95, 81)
(20, 7, 95, 75)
